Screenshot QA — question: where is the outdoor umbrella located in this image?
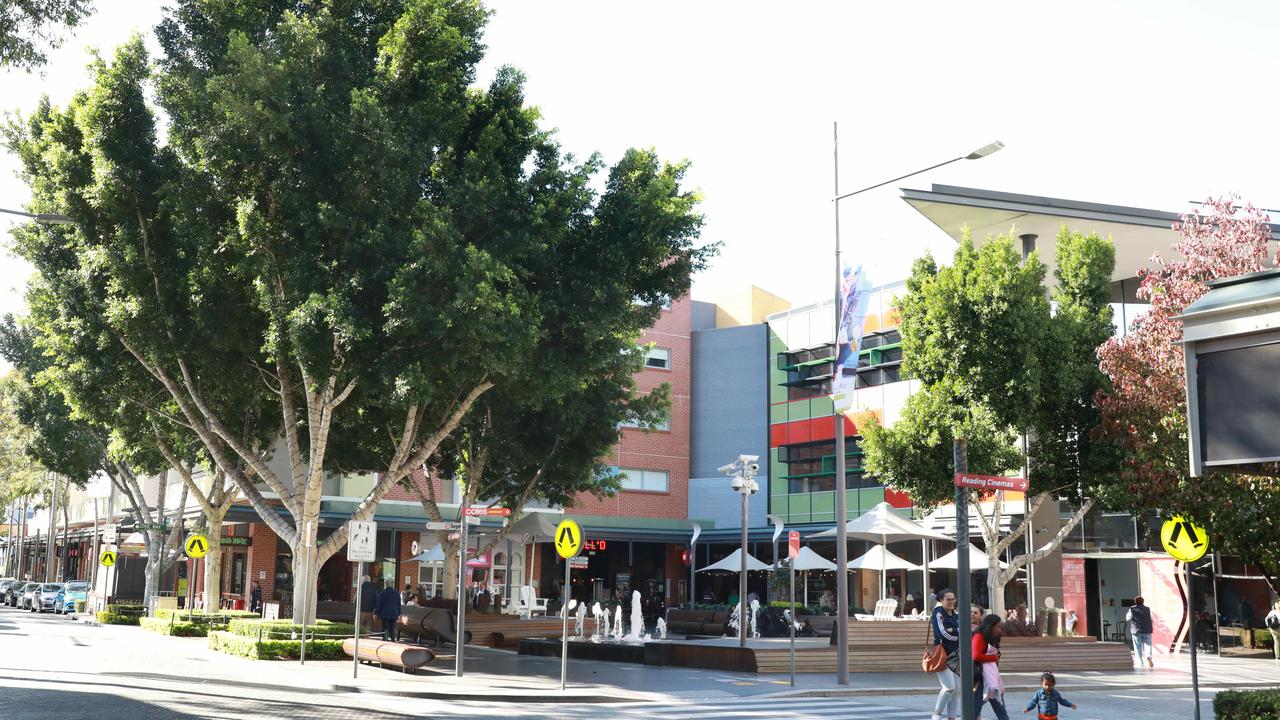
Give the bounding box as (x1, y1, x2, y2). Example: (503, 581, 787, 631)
(931, 543, 1009, 571)
(499, 511, 561, 606)
(845, 545, 923, 572)
(409, 545, 446, 563)
(697, 548, 770, 573)
(809, 501, 951, 600)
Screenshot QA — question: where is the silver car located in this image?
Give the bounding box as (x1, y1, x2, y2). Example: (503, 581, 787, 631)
(32, 583, 64, 613)
(20, 582, 40, 609)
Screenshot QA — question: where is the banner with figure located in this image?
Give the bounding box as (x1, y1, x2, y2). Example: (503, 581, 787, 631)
(831, 264, 872, 413)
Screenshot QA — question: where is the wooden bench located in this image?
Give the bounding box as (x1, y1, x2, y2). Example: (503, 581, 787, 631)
(462, 614, 567, 648)
(342, 638, 436, 673)
(397, 606, 472, 647)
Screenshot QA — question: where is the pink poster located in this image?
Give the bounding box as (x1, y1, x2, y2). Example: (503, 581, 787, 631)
(1061, 557, 1088, 637)
(1139, 557, 1185, 654)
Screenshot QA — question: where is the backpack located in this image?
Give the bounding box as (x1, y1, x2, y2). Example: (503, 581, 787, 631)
(1267, 613, 1280, 630)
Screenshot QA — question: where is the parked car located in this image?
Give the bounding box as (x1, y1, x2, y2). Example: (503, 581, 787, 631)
(56, 581, 90, 614)
(0, 579, 18, 602)
(2, 580, 25, 606)
(33, 583, 64, 613)
(20, 582, 41, 609)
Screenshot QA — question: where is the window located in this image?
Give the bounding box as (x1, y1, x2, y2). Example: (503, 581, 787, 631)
(642, 346, 671, 370)
(616, 467, 669, 492)
(620, 410, 670, 431)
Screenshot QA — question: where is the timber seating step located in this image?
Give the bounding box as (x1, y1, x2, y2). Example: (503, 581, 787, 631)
(462, 616, 566, 647)
(342, 639, 435, 673)
(753, 640, 1133, 674)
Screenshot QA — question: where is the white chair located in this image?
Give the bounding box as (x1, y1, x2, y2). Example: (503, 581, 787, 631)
(519, 585, 549, 618)
(873, 598, 899, 620)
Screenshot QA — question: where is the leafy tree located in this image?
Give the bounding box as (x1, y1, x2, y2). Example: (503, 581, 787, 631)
(860, 227, 1116, 614)
(7, 2, 710, 621)
(0, 0, 93, 69)
(1095, 196, 1280, 591)
(1, 371, 44, 576)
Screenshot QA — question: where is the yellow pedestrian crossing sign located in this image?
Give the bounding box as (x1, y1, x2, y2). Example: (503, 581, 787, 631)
(555, 519, 582, 559)
(1161, 516, 1209, 563)
(100, 550, 117, 567)
(184, 534, 209, 559)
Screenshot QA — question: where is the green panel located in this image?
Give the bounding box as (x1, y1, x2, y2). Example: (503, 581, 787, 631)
(857, 487, 886, 514)
(811, 492, 834, 515)
(789, 493, 811, 520)
(770, 454, 787, 495)
(810, 395, 834, 417)
(769, 402, 788, 424)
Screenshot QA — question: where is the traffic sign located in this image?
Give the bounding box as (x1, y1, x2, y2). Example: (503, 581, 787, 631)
(554, 519, 583, 559)
(184, 534, 209, 559)
(1161, 516, 1209, 563)
(464, 515, 480, 525)
(347, 520, 377, 562)
(569, 556, 589, 569)
(425, 521, 454, 531)
(100, 549, 117, 567)
(103, 523, 117, 544)
(463, 506, 512, 517)
(953, 473, 1029, 493)
(788, 530, 800, 559)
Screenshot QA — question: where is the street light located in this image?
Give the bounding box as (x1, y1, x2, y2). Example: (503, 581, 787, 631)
(0, 207, 74, 225)
(829, 125, 1003, 689)
(719, 454, 759, 648)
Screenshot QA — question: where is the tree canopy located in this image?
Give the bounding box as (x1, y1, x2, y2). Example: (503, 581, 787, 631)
(5, 0, 712, 620)
(0, 0, 93, 69)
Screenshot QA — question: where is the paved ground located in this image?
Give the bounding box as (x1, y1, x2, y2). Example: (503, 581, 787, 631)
(2, 605, 1274, 718)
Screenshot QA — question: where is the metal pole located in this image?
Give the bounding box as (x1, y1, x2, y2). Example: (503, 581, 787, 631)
(690, 539, 697, 606)
(353, 560, 363, 678)
(560, 555, 570, 690)
(789, 559, 796, 686)
(832, 119, 850, 686)
(17, 495, 27, 580)
(1188, 560, 1201, 720)
(45, 473, 57, 582)
(90, 499, 100, 591)
(739, 487, 748, 647)
(301, 521, 312, 665)
(954, 438, 974, 720)
(456, 517, 468, 677)
(1211, 553, 1222, 657)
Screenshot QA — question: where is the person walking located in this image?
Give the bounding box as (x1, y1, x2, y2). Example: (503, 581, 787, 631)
(375, 580, 402, 642)
(931, 589, 961, 720)
(973, 614, 1010, 720)
(249, 582, 263, 614)
(359, 574, 379, 634)
(1265, 601, 1280, 660)
(1024, 671, 1077, 718)
(1126, 595, 1154, 668)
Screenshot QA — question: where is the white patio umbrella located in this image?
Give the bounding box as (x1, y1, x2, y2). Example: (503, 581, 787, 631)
(809, 502, 952, 601)
(697, 548, 770, 573)
(846, 545, 923, 572)
(409, 545, 446, 563)
(931, 544, 1009, 571)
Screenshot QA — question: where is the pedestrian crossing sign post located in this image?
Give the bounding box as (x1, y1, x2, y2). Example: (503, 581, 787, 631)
(1160, 516, 1209, 563)
(184, 534, 209, 559)
(1161, 514, 1208, 720)
(554, 518, 583, 692)
(100, 550, 117, 567)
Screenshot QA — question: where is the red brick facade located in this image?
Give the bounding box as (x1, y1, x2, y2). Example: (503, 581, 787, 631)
(570, 297, 692, 519)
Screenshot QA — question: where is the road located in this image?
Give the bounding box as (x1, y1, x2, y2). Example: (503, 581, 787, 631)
(0, 605, 1221, 719)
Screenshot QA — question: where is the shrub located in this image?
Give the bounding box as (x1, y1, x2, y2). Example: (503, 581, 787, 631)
(1214, 689, 1280, 719)
(74, 600, 87, 613)
(226, 618, 354, 639)
(207, 630, 346, 660)
(140, 616, 206, 637)
(153, 607, 258, 621)
(96, 611, 141, 625)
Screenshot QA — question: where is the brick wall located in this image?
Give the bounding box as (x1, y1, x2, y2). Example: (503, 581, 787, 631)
(397, 531, 418, 593)
(570, 296, 692, 519)
(246, 522, 278, 603)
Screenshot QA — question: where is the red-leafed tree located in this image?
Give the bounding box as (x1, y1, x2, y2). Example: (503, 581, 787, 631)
(1095, 195, 1280, 590)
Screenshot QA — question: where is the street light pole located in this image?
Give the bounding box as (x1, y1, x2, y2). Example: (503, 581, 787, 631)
(0, 207, 74, 224)
(720, 455, 759, 649)
(828, 126, 1003, 687)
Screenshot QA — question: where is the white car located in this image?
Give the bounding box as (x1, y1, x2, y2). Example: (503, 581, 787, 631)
(20, 582, 40, 610)
(32, 583, 64, 613)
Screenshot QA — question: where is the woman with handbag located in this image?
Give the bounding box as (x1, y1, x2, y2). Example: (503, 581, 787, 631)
(928, 589, 961, 720)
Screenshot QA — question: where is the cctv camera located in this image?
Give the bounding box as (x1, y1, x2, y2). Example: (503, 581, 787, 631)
(730, 475, 746, 491)
(718, 462, 738, 474)
(739, 454, 759, 464)
(748, 463, 760, 473)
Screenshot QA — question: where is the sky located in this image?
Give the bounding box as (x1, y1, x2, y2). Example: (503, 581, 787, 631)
(3, 0, 1280, 331)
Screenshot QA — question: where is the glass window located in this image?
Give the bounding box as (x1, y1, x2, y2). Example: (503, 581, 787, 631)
(642, 347, 671, 369)
(616, 467, 669, 492)
(620, 409, 670, 431)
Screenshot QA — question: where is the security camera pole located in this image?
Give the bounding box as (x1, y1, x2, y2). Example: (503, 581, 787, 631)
(720, 455, 760, 648)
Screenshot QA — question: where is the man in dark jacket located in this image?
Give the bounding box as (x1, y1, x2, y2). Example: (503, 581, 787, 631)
(375, 580, 402, 641)
(359, 575, 379, 634)
(1126, 595, 1155, 668)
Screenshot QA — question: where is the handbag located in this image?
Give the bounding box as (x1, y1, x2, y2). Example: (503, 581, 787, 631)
(922, 614, 947, 673)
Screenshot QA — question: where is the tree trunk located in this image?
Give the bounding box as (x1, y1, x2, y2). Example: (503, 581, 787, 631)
(291, 542, 320, 624)
(202, 512, 226, 610)
(142, 529, 161, 610)
(59, 500, 69, 581)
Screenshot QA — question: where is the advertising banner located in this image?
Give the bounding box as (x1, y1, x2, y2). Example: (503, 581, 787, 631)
(831, 264, 872, 413)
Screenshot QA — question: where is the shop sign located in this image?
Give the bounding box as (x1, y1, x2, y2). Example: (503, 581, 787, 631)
(220, 536, 252, 546)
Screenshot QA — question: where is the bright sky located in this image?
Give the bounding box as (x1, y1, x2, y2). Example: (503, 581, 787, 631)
(4, 0, 1280, 333)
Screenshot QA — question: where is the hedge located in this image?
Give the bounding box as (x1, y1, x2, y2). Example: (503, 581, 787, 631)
(225, 618, 355, 639)
(207, 630, 346, 660)
(140, 616, 206, 637)
(96, 611, 141, 625)
(1214, 689, 1280, 719)
(153, 608, 258, 622)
